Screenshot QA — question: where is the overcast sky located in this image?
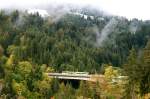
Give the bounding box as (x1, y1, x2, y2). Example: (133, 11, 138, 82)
(0, 0, 149, 20)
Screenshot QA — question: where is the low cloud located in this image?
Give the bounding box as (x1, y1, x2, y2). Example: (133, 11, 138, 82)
(0, 0, 150, 20)
(96, 18, 119, 46)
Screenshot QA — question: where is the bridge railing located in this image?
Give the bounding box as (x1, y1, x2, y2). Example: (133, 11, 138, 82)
(46, 72, 105, 82)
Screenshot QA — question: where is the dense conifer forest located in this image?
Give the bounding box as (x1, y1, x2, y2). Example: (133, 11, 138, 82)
(0, 9, 150, 98)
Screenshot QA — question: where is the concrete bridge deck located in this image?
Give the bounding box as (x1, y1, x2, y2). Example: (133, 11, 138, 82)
(47, 72, 105, 82)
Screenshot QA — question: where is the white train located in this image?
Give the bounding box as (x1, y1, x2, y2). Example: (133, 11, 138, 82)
(62, 71, 89, 76)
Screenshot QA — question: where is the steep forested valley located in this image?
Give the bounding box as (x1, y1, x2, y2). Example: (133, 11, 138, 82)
(0, 9, 150, 98)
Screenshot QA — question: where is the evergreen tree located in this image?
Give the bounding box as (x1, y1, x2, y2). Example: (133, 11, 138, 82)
(123, 48, 139, 98)
(139, 40, 150, 95)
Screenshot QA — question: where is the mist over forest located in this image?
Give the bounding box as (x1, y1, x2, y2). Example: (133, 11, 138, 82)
(0, 1, 150, 99)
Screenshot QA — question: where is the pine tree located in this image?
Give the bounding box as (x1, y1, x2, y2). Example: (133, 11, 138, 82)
(123, 48, 138, 98)
(139, 40, 150, 95)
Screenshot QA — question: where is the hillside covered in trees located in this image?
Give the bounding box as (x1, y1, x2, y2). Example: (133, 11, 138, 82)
(0, 9, 150, 98)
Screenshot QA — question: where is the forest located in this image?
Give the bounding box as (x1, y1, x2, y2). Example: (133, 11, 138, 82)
(0, 9, 150, 99)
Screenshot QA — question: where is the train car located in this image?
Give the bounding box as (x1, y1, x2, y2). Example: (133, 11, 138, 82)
(62, 71, 89, 75)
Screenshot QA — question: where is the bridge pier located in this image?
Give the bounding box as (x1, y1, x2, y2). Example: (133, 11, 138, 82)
(59, 79, 81, 89)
